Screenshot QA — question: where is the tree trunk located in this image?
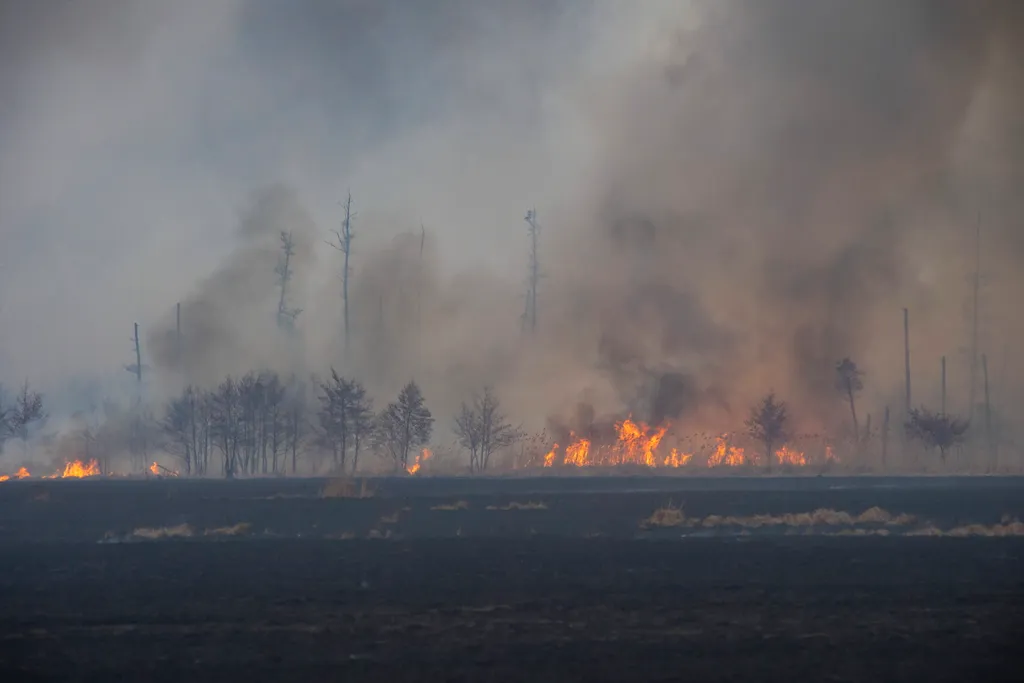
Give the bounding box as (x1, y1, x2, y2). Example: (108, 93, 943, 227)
(847, 386, 859, 442)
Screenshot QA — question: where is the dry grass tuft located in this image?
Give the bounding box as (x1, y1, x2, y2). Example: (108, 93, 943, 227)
(641, 501, 686, 529)
(486, 501, 548, 511)
(431, 500, 470, 511)
(131, 523, 194, 540)
(204, 523, 251, 537)
(320, 477, 375, 499)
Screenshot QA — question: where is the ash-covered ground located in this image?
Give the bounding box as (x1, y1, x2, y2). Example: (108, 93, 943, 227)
(1, 477, 1022, 681)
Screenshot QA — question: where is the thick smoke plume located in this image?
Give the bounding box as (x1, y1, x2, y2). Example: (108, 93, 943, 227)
(2, 1, 1022, 459)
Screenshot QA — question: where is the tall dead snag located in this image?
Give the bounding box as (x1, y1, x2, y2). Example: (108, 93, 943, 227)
(903, 308, 912, 414)
(275, 231, 302, 331)
(745, 393, 789, 474)
(905, 407, 969, 465)
(835, 358, 863, 443)
(453, 386, 523, 473)
(881, 406, 890, 470)
(375, 381, 433, 472)
(328, 193, 355, 356)
(523, 208, 541, 334)
(982, 353, 995, 470)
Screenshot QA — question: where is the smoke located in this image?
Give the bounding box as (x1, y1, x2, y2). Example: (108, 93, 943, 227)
(2, 0, 1022, 457)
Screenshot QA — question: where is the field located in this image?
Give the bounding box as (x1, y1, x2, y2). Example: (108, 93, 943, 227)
(1, 476, 1022, 681)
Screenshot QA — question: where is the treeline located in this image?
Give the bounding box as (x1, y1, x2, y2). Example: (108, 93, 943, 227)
(0, 381, 47, 455)
(162, 370, 439, 477)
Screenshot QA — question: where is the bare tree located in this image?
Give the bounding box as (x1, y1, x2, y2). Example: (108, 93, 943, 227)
(164, 385, 213, 476)
(375, 381, 433, 472)
(10, 380, 46, 455)
(318, 368, 356, 472)
(745, 392, 789, 473)
(453, 386, 523, 472)
(327, 193, 355, 355)
(348, 380, 373, 474)
(835, 358, 864, 442)
(275, 231, 302, 330)
(905, 407, 970, 465)
(283, 374, 311, 475)
(210, 376, 241, 478)
(0, 385, 11, 454)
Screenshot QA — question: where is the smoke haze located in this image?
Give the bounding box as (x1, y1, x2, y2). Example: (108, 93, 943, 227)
(1, 0, 1021, 451)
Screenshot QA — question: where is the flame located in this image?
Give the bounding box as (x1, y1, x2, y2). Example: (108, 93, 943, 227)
(407, 448, 433, 475)
(663, 448, 693, 467)
(60, 459, 101, 478)
(707, 435, 747, 467)
(564, 435, 591, 466)
(0, 466, 32, 482)
(149, 462, 160, 475)
(775, 445, 807, 466)
(543, 444, 558, 467)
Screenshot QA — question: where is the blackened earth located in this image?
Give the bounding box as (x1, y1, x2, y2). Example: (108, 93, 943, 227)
(0, 476, 1022, 682)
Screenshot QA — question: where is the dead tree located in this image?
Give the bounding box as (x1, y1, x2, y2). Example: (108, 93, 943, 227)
(523, 208, 541, 333)
(453, 386, 523, 472)
(328, 193, 355, 356)
(375, 381, 433, 472)
(276, 231, 302, 330)
(0, 385, 10, 454)
(835, 358, 863, 442)
(745, 392, 789, 473)
(905, 407, 970, 465)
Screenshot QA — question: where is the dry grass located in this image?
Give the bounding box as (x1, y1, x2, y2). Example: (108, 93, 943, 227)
(907, 519, 1024, 537)
(641, 502, 686, 529)
(486, 501, 548, 511)
(204, 523, 251, 537)
(131, 523, 194, 540)
(431, 500, 470, 511)
(320, 477, 375, 499)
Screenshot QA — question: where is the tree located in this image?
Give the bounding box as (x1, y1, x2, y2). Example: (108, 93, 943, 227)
(375, 381, 433, 472)
(0, 385, 10, 454)
(745, 392, 789, 473)
(210, 376, 241, 477)
(318, 369, 356, 472)
(9, 381, 46, 454)
(283, 375, 311, 475)
(164, 385, 213, 476)
(275, 231, 302, 330)
(835, 358, 864, 442)
(905, 407, 969, 465)
(453, 386, 523, 472)
(348, 380, 373, 474)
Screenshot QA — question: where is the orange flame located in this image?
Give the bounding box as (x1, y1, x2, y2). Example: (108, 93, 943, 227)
(60, 459, 101, 478)
(407, 448, 433, 475)
(663, 448, 693, 467)
(543, 444, 558, 467)
(149, 462, 160, 475)
(775, 445, 807, 466)
(564, 435, 591, 467)
(707, 435, 747, 467)
(0, 466, 31, 482)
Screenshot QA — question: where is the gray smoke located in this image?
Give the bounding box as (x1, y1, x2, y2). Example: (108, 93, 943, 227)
(3, 0, 1022, 454)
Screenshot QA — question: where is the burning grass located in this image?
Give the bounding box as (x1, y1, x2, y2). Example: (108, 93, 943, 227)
(641, 502, 686, 529)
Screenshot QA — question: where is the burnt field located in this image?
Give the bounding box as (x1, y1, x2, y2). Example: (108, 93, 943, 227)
(1, 477, 1023, 681)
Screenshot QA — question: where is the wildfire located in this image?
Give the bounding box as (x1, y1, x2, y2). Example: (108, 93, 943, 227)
(707, 435, 748, 467)
(407, 448, 433, 475)
(61, 459, 101, 478)
(543, 417, 669, 468)
(775, 445, 807, 466)
(663, 448, 692, 467)
(0, 466, 32, 482)
(149, 462, 160, 475)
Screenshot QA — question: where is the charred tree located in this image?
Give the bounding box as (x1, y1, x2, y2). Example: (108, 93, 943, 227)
(328, 193, 355, 356)
(276, 232, 302, 331)
(835, 358, 863, 443)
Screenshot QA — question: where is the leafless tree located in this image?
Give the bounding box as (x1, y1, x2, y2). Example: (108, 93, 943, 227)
(164, 385, 214, 476)
(9, 380, 46, 455)
(453, 386, 523, 472)
(835, 358, 864, 442)
(0, 385, 11, 454)
(745, 392, 789, 473)
(905, 407, 970, 465)
(282, 374, 311, 475)
(210, 376, 241, 477)
(375, 381, 433, 472)
(275, 231, 302, 330)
